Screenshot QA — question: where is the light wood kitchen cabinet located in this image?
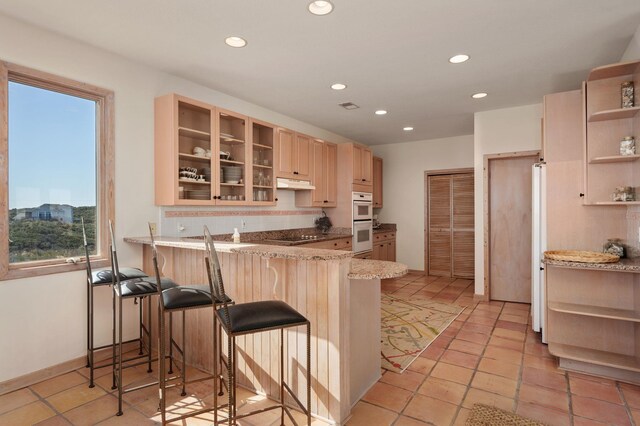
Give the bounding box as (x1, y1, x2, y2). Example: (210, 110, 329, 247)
(275, 127, 311, 180)
(154, 94, 276, 206)
(583, 59, 640, 205)
(300, 236, 352, 250)
(296, 140, 338, 208)
(372, 232, 396, 261)
(352, 144, 373, 185)
(373, 156, 383, 208)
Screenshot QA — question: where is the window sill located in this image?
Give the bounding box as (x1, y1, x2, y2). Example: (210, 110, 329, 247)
(1, 257, 110, 281)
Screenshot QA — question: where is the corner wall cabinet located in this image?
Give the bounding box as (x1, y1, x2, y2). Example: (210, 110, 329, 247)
(373, 156, 383, 208)
(583, 60, 640, 205)
(296, 140, 338, 208)
(154, 94, 276, 206)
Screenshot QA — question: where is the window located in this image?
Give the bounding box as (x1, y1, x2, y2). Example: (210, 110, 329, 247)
(0, 61, 114, 280)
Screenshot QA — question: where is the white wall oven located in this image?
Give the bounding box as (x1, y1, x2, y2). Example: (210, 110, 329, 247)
(352, 192, 373, 253)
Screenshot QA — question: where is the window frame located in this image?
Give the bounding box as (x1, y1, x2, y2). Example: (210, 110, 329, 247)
(0, 61, 114, 280)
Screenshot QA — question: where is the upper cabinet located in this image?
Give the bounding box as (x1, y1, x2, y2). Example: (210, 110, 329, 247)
(296, 140, 338, 208)
(154, 94, 276, 206)
(275, 128, 311, 180)
(583, 60, 640, 205)
(352, 144, 373, 185)
(373, 156, 383, 208)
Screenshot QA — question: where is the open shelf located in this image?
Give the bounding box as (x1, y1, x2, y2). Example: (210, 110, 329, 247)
(220, 136, 245, 145)
(549, 343, 640, 373)
(178, 126, 210, 140)
(253, 164, 272, 169)
(587, 60, 640, 81)
(220, 183, 244, 187)
(589, 154, 640, 164)
(548, 301, 640, 322)
(179, 153, 211, 163)
(220, 159, 244, 166)
(178, 179, 210, 185)
(253, 143, 273, 150)
(588, 106, 640, 122)
(253, 185, 272, 189)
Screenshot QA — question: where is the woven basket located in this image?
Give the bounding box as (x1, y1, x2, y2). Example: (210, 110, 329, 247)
(544, 250, 619, 264)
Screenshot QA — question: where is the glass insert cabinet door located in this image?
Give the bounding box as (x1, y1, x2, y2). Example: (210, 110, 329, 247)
(7, 81, 98, 263)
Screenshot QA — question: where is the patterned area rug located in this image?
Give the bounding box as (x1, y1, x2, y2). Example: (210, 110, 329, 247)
(466, 404, 547, 425)
(381, 294, 464, 372)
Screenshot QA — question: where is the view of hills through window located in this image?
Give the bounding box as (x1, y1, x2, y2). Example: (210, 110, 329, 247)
(8, 81, 97, 263)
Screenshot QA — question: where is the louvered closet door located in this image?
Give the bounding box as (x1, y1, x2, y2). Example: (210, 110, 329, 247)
(428, 173, 474, 278)
(428, 175, 452, 276)
(451, 174, 474, 278)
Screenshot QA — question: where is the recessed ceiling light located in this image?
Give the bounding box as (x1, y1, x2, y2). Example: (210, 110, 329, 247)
(331, 83, 347, 90)
(375, 110, 387, 115)
(308, 1, 333, 15)
(224, 36, 247, 48)
(449, 54, 470, 64)
(472, 92, 488, 99)
(403, 127, 414, 131)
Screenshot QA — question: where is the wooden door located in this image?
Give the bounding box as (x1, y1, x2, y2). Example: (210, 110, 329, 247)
(276, 128, 295, 178)
(451, 174, 474, 278)
(352, 145, 363, 183)
(488, 155, 537, 302)
(295, 133, 311, 179)
(362, 148, 373, 183)
(373, 156, 383, 207)
(426, 171, 474, 278)
(311, 140, 325, 206)
(325, 143, 337, 206)
(387, 240, 396, 262)
(428, 175, 452, 276)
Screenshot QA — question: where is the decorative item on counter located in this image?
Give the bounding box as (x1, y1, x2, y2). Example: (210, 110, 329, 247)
(620, 136, 636, 156)
(612, 186, 635, 202)
(233, 227, 240, 243)
(622, 81, 634, 108)
(603, 239, 625, 258)
(314, 211, 333, 234)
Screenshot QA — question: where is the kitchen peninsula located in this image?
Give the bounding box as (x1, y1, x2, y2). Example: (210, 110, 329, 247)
(124, 235, 407, 425)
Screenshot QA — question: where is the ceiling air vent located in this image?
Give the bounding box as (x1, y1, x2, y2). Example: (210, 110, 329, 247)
(339, 102, 360, 110)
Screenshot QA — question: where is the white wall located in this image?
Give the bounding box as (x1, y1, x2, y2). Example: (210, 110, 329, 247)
(372, 135, 474, 270)
(621, 24, 640, 61)
(0, 13, 359, 383)
(473, 104, 543, 295)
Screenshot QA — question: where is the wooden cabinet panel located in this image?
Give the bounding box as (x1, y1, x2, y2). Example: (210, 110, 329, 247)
(387, 240, 396, 262)
(371, 232, 396, 261)
(429, 230, 451, 276)
(373, 156, 383, 208)
(276, 128, 296, 178)
(325, 143, 337, 206)
(296, 140, 338, 208)
(362, 148, 373, 183)
(311, 140, 325, 205)
(352, 145, 363, 183)
(295, 133, 311, 179)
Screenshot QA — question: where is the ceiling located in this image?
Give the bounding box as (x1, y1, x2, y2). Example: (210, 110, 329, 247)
(1, 1, 639, 145)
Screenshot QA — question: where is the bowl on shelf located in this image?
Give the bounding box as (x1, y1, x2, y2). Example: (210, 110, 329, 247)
(222, 166, 242, 184)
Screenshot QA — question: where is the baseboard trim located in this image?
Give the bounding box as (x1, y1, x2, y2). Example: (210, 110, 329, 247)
(0, 341, 139, 396)
(407, 269, 425, 274)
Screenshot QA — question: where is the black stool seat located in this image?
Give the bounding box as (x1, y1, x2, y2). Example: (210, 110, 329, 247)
(218, 300, 308, 334)
(91, 267, 147, 286)
(162, 286, 213, 310)
(117, 277, 178, 298)
(186, 285, 233, 304)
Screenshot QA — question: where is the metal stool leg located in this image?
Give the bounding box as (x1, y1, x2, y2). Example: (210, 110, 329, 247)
(217, 320, 224, 397)
(111, 284, 117, 391)
(116, 290, 124, 416)
(147, 295, 153, 373)
(168, 313, 174, 374)
(159, 306, 167, 425)
(138, 298, 143, 355)
(307, 323, 311, 426)
(280, 328, 285, 426)
(88, 283, 95, 387)
(181, 310, 187, 397)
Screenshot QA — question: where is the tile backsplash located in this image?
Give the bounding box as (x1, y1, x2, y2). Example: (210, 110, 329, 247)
(159, 191, 324, 237)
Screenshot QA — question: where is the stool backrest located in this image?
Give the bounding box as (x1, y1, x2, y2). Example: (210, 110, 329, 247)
(203, 226, 231, 327)
(148, 223, 166, 308)
(108, 220, 122, 290)
(81, 217, 93, 285)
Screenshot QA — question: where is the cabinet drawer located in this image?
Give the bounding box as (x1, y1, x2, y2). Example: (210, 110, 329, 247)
(301, 237, 352, 250)
(374, 232, 395, 242)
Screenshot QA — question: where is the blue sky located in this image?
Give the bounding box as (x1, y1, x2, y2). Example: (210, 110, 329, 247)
(8, 81, 96, 209)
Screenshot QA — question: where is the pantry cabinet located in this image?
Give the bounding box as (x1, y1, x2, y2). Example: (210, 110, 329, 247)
(352, 144, 373, 185)
(296, 140, 338, 208)
(373, 156, 383, 208)
(583, 59, 640, 205)
(275, 128, 311, 180)
(154, 93, 276, 206)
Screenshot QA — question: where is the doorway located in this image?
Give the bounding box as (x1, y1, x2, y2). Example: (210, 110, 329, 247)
(424, 169, 474, 278)
(484, 151, 540, 302)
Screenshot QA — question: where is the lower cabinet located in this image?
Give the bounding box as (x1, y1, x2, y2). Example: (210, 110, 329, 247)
(372, 232, 396, 262)
(300, 236, 352, 251)
(546, 264, 640, 384)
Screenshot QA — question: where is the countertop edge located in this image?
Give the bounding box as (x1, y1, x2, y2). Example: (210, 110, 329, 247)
(543, 258, 640, 272)
(348, 259, 408, 279)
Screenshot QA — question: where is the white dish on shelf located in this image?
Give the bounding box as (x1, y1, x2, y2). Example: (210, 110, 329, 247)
(225, 180, 240, 184)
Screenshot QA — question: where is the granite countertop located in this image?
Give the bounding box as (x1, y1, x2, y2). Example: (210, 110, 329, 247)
(124, 236, 353, 261)
(543, 257, 640, 273)
(348, 259, 408, 279)
(373, 224, 396, 234)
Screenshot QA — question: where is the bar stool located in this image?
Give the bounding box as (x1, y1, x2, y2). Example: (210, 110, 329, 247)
(203, 226, 311, 426)
(83, 218, 150, 389)
(148, 225, 233, 425)
(109, 221, 184, 416)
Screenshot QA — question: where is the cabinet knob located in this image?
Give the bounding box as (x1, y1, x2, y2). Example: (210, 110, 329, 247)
(362, 178, 365, 182)
(324, 200, 328, 203)
(294, 171, 299, 175)
(334, 243, 338, 246)
(275, 198, 278, 201)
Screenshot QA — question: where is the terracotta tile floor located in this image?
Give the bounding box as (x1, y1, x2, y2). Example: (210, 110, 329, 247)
(4, 272, 640, 425)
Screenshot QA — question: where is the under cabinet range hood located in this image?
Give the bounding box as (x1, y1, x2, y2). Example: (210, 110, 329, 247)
(276, 178, 315, 190)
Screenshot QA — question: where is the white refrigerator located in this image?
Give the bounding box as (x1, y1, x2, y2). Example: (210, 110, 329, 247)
(531, 163, 547, 343)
